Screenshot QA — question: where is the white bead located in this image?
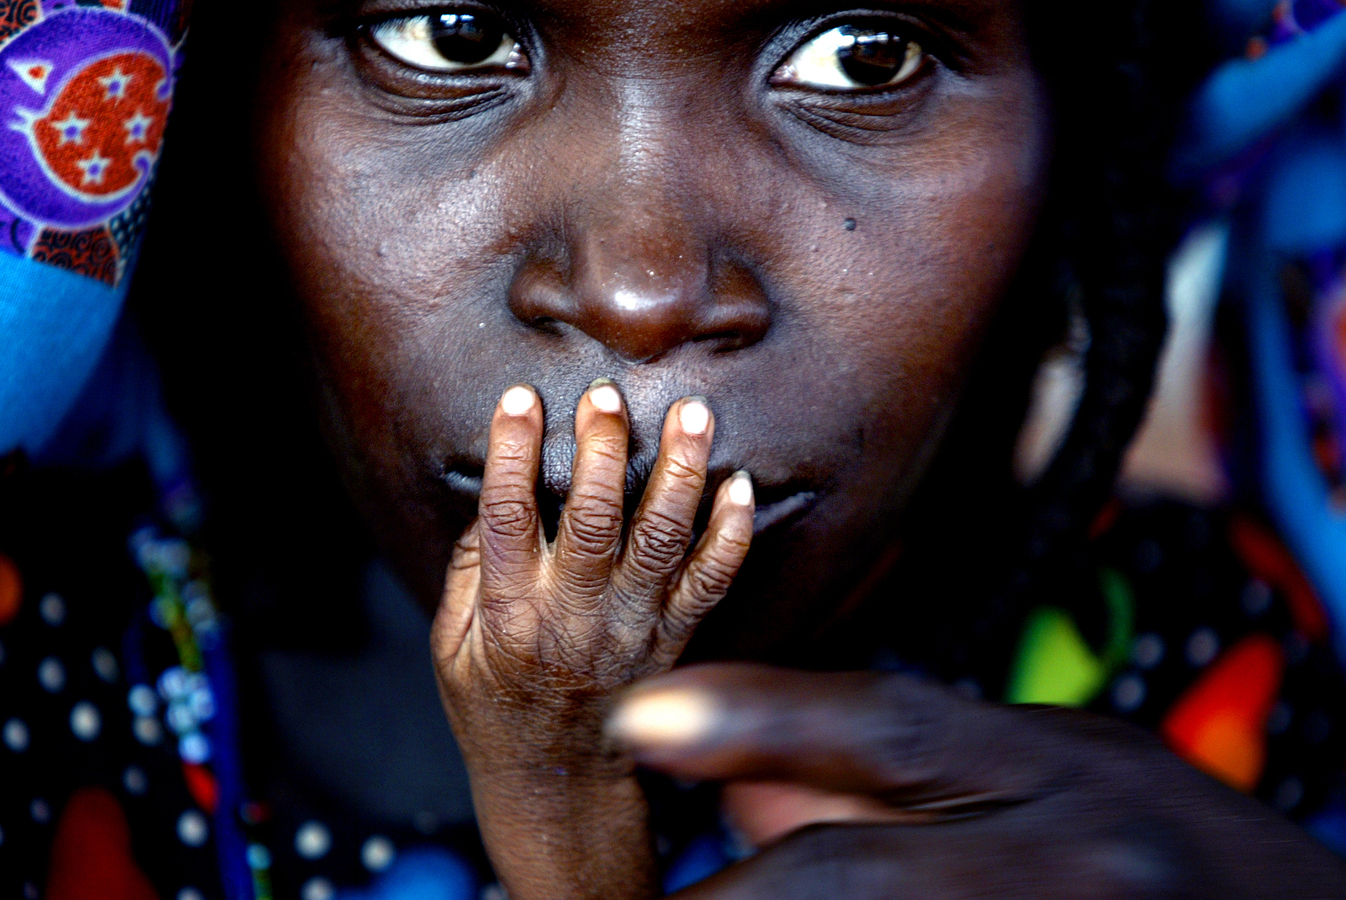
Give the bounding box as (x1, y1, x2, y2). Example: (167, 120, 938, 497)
(301, 878, 334, 900)
(37, 657, 65, 692)
(134, 715, 163, 745)
(123, 766, 148, 795)
(177, 810, 208, 847)
(39, 593, 65, 626)
(361, 835, 395, 872)
(3, 718, 29, 752)
(128, 684, 158, 716)
(91, 648, 119, 683)
(70, 701, 101, 741)
(295, 821, 331, 860)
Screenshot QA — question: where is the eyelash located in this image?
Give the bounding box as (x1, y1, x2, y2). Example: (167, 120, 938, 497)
(350, 5, 945, 102)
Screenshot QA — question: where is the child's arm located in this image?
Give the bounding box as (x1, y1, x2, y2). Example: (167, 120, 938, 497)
(431, 383, 753, 900)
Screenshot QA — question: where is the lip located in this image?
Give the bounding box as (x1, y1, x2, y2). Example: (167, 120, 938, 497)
(439, 464, 818, 536)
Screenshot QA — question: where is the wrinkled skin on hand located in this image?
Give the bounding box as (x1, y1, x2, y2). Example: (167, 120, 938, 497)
(610, 665, 1346, 900)
(432, 383, 752, 899)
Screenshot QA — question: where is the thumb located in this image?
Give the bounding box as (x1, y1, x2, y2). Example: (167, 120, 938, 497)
(606, 663, 1059, 813)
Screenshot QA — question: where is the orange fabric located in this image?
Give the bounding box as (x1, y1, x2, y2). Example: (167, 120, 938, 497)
(1162, 634, 1284, 792)
(1229, 516, 1330, 641)
(0, 553, 21, 625)
(46, 787, 159, 900)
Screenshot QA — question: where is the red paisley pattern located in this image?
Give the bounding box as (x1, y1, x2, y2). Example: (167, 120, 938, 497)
(30, 225, 119, 285)
(0, 0, 38, 44)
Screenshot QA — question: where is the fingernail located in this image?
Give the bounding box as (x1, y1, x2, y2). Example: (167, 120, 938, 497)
(588, 379, 623, 415)
(679, 398, 710, 436)
(501, 385, 536, 416)
(608, 688, 719, 749)
(729, 471, 753, 507)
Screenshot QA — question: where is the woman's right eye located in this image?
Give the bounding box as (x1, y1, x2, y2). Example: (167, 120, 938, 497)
(368, 11, 528, 73)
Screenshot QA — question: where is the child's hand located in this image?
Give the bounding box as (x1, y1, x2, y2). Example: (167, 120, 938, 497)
(431, 381, 754, 900)
(611, 665, 1346, 899)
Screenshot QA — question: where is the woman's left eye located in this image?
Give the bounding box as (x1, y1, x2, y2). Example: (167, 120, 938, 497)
(774, 25, 922, 90)
(368, 11, 528, 73)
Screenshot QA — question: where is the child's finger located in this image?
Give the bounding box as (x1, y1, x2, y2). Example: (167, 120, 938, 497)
(431, 526, 482, 669)
(478, 384, 545, 600)
(614, 397, 713, 604)
(551, 379, 629, 599)
(655, 471, 753, 657)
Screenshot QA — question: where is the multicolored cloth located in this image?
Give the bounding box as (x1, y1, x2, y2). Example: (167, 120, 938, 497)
(0, 0, 183, 455)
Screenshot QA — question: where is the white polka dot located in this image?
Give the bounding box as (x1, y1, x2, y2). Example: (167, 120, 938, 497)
(295, 821, 332, 859)
(1131, 633, 1164, 670)
(159, 666, 189, 701)
(4, 718, 29, 752)
(0, 823, 5, 846)
(177, 889, 205, 900)
(179, 731, 210, 764)
(38, 657, 65, 692)
(123, 766, 148, 795)
(0, 639, 7, 665)
(91, 648, 119, 683)
(70, 701, 101, 741)
(177, 810, 208, 847)
(40, 593, 65, 626)
(134, 715, 163, 745)
(24, 881, 37, 900)
(1185, 628, 1220, 667)
(247, 843, 272, 869)
(1112, 674, 1146, 712)
(361, 835, 396, 872)
(301, 877, 335, 900)
(128, 684, 158, 716)
(31, 798, 50, 823)
(480, 884, 508, 900)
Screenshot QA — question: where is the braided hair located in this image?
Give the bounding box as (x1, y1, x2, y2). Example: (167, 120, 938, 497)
(862, 0, 1216, 683)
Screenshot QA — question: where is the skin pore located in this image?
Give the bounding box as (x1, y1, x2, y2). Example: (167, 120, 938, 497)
(253, 0, 1049, 655)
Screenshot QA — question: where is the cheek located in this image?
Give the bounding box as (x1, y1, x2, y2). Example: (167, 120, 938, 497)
(255, 41, 516, 486)
(776, 85, 1048, 487)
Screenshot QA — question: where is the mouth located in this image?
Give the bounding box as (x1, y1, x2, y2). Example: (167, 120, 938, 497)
(439, 462, 818, 537)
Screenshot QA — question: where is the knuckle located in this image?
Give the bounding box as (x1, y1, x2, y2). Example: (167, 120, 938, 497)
(661, 453, 705, 485)
(863, 675, 957, 787)
(630, 512, 692, 563)
(563, 503, 623, 555)
(480, 496, 535, 539)
(683, 556, 737, 600)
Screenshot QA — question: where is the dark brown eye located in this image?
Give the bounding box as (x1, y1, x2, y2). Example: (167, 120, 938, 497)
(370, 10, 527, 72)
(774, 24, 922, 90)
(837, 27, 910, 86)
(430, 13, 501, 65)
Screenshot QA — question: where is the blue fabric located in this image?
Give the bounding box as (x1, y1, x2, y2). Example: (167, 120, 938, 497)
(1178, 8, 1346, 175)
(0, 250, 127, 456)
(334, 848, 477, 900)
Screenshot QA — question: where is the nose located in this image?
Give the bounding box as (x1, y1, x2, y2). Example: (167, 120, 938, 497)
(508, 163, 770, 363)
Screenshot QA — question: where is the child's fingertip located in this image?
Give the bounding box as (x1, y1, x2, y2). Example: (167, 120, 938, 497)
(500, 384, 537, 417)
(678, 397, 711, 437)
(728, 471, 754, 507)
(586, 377, 623, 415)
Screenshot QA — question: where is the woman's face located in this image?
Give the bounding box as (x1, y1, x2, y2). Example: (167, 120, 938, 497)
(253, 0, 1049, 656)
